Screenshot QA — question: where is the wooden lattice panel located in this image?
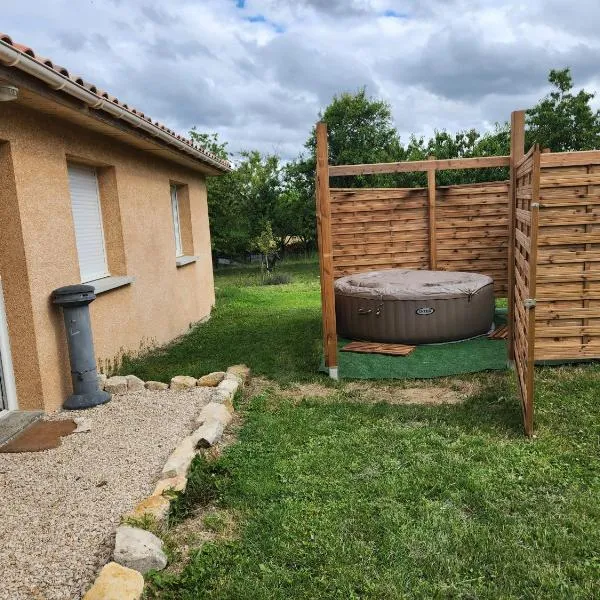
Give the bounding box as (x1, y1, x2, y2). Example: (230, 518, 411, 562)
(512, 146, 540, 436)
(329, 187, 429, 277)
(436, 182, 510, 295)
(535, 151, 600, 360)
(330, 182, 510, 292)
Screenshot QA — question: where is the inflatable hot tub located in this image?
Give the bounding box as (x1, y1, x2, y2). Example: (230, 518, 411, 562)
(335, 269, 495, 345)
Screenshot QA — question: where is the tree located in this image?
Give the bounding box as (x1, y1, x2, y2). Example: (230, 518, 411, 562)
(236, 151, 281, 244)
(275, 88, 405, 253)
(252, 220, 279, 273)
(304, 87, 403, 188)
(189, 130, 284, 258)
(189, 129, 230, 161)
(274, 159, 317, 255)
(527, 68, 600, 152)
(189, 131, 249, 257)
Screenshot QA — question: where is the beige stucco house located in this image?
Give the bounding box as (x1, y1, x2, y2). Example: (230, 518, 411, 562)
(0, 34, 230, 414)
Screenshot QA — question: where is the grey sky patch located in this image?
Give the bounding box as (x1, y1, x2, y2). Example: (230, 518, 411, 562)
(119, 62, 239, 128)
(397, 31, 600, 101)
(4, 0, 600, 160)
(140, 4, 181, 26)
(57, 31, 87, 52)
(292, 0, 372, 15)
(257, 0, 376, 17)
(253, 32, 379, 104)
(146, 37, 217, 61)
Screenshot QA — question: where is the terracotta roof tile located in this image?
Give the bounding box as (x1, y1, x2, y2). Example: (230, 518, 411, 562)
(13, 43, 35, 57)
(0, 32, 230, 171)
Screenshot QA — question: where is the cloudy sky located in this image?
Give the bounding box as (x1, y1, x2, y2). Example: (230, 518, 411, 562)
(3, 0, 600, 159)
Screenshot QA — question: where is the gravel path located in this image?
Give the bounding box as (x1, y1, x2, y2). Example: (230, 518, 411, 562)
(0, 387, 213, 599)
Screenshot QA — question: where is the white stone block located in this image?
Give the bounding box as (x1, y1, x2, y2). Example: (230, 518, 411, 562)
(113, 526, 167, 574)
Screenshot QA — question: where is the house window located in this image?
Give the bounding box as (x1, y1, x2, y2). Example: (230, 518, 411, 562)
(170, 184, 183, 257)
(67, 163, 110, 283)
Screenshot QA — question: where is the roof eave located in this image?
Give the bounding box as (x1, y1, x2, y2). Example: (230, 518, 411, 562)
(0, 38, 232, 174)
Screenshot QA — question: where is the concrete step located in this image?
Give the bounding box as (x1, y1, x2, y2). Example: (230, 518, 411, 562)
(0, 411, 44, 447)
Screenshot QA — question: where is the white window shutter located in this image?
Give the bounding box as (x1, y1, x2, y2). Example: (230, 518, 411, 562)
(67, 163, 109, 282)
(171, 185, 183, 257)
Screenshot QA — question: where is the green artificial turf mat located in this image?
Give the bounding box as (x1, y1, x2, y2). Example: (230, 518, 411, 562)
(324, 309, 508, 379)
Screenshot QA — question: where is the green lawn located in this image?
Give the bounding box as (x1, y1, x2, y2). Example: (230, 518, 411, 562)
(135, 259, 600, 599)
(121, 259, 324, 384)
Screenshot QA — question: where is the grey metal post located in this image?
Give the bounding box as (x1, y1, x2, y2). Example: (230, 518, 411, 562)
(51, 284, 111, 410)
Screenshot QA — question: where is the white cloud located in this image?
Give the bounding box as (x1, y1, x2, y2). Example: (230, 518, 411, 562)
(2, 0, 599, 160)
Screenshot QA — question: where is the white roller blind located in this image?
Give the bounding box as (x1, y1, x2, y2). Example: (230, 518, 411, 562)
(67, 163, 109, 282)
(171, 184, 183, 257)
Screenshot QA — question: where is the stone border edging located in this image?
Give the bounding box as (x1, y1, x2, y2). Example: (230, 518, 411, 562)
(82, 364, 249, 600)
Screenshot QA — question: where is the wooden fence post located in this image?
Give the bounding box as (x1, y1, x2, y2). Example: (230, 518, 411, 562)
(427, 165, 437, 270)
(508, 110, 525, 362)
(315, 122, 338, 379)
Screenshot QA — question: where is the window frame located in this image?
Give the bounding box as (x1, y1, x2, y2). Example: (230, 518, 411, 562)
(170, 183, 184, 258)
(67, 162, 110, 283)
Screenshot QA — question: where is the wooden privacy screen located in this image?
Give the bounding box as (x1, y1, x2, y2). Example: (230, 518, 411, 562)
(330, 181, 510, 295)
(509, 146, 600, 434)
(534, 150, 600, 360)
(317, 118, 600, 435)
(315, 120, 514, 378)
(512, 145, 540, 437)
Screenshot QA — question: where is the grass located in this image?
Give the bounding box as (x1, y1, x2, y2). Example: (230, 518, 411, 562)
(121, 258, 323, 385)
(133, 258, 600, 599)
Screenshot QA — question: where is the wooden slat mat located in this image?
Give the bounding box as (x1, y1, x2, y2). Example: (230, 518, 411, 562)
(488, 325, 508, 340)
(341, 341, 415, 356)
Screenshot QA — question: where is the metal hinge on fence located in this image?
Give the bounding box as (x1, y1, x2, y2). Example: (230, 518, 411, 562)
(524, 298, 537, 309)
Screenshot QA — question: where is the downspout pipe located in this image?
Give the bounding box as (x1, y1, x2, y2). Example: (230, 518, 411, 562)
(0, 40, 230, 172)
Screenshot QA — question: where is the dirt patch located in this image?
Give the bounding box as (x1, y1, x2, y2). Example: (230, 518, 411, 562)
(284, 382, 338, 399)
(245, 377, 466, 406)
(245, 375, 278, 398)
(345, 383, 465, 405)
(445, 378, 483, 397)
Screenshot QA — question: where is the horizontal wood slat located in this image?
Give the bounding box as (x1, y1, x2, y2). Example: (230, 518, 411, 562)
(531, 149, 600, 363)
(515, 228, 531, 252)
(540, 150, 600, 167)
(330, 182, 510, 279)
(515, 208, 531, 224)
(329, 156, 510, 177)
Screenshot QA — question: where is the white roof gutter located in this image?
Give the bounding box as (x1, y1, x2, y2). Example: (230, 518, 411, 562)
(0, 40, 231, 173)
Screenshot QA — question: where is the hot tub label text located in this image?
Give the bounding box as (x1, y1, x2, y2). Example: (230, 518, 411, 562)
(416, 307, 435, 315)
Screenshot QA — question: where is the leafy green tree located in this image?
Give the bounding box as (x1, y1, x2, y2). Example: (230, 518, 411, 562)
(276, 88, 406, 252)
(189, 129, 230, 161)
(189, 130, 247, 257)
(236, 151, 281, 244)
(305, 87, 403, 188)
(252, 220, 278, 273)
(527, 68, 600, 152)
(274, 159, 317, 255)
(189, 130, 283, 258)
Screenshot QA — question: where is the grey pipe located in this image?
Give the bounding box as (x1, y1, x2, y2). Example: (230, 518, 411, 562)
(52, 285, 111, 410)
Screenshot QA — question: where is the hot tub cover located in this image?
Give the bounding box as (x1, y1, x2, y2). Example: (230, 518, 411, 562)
(334, 268, 495, 344)
(334, 269, 493, 300)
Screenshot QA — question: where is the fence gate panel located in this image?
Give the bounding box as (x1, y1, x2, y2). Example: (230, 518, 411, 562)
(512, 145, 540, 436)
